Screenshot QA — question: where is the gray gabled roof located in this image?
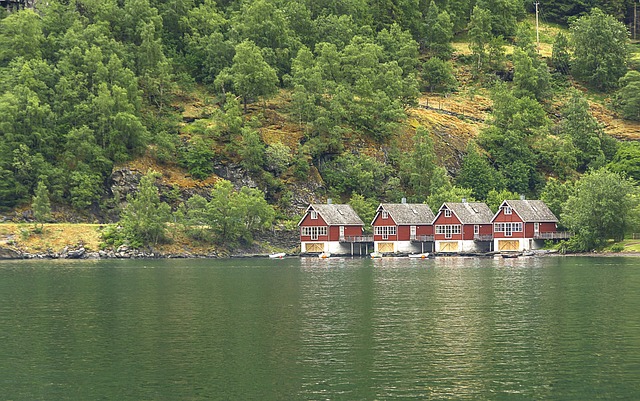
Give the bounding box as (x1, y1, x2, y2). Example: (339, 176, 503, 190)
(300, 204, 364, 226)
(441, 202, 493, 224)
(496, 200, 558, 223)
(375, 203, 435, 225)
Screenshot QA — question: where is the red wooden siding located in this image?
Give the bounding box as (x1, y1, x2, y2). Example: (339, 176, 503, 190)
(493, 209, 524, 223)
(493, 208, 524, 239)
(478, 224, 493, 236)
(433, 213, 463, 240)
(372, 212, 397, 241)
(371, 213, 396, 227)
(465, 225, 491, 240)
(299, 213, 329, 242)
(372, 211, 433, 241)
(493, 208, 557, 239)
(328, 225, 363, 241)
(524, 223, 534, 238)
(299, 213, 328, 227)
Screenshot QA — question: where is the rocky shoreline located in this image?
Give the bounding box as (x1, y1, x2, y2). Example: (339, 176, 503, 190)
(0, 245, 223, 260)
(0, 242, 634, 260)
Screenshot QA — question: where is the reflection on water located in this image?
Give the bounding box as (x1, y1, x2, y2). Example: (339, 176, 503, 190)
(1, 257, 639, 400)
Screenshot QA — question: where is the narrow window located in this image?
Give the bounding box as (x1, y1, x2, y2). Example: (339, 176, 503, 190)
(310, 211, 318, 219)
(382, 210, 389, 219)
(445, 209, 451, 218)
(504, 206, 512, 215)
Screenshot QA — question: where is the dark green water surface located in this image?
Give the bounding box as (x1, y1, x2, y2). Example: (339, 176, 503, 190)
(1, 256, 639, 400)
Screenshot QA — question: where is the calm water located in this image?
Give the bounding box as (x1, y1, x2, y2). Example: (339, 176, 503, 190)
(1, 256, 639, 400)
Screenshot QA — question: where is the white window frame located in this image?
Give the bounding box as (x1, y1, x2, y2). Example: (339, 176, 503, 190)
(444, 209, 451, 218)
(382, 210, 389, 219)
(410, 225, 416, 240)
(339, 226, 345, 240)
(374, 226, 397, 240)
(494, 222, 522, 235)
(504, 206, 512, 215)
(301, 226, 327, 240)
(474, 225, 479, 235)
(310, 211, 318, 220)
(435, 225, 461, 239)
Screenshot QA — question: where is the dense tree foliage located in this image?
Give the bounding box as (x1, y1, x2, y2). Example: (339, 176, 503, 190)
(176, 180, 275, 245)
(615, 71, 640, 121)
(348, 193, 377, 233)
(0, 0, 636, 250)
(32, 180, 51, 230)
(558, 90, 617, 172)
(478, 83, 548, 195)
(551, 32, 570, 75)
(570, 8, 629, 91)
(608, 142, 640, 182)
(562, 168, 638, 251)
(119, 172, 172, 247)
(540, 0, 634, 23)
(456, 141, 504, 200)
(422, 57, 457, 93)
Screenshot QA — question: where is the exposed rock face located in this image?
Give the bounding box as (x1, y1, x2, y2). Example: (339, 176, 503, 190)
(213, 162, 257, 190)
(0, 247, 21, 259)
(254, 228, 300, 252)
(109, 168, 143, 203)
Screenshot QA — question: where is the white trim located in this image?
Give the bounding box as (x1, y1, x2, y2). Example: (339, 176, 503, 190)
(374, 226, 397, 238)
(301, 226, 327, 239)
(435, 225, 461, 239)
(494, 222, 523, 233)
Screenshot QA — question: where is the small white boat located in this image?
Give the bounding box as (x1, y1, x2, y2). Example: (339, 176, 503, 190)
(370, 252, 382, 259)
(319, 252, 331, 259)
(408, 253, 430, 259)
(269, 252, 286, 259)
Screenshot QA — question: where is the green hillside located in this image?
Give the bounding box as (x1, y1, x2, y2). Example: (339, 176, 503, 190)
(1, 0, 640, 252)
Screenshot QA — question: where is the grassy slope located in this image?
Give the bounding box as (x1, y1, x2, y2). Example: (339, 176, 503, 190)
(0, 223, 231, 256)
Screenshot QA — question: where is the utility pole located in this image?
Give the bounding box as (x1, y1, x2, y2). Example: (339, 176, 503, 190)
(535, 1, 540, 53)
(635, 0, 638, 41)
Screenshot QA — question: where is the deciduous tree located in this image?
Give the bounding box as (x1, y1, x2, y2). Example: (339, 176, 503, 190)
(32, 180, 51, 230)
(468, 5, 492, 71)
(456, 141, 504, 200)
(551, 32, 570, 74)
(562, 168, 637, 250)
(120, 172, 171, 246)
(615, 71, 640, 121)
(216, 40, 279, 113)
(559, 90, 617, 172)
(421, 57, 457, 93)
(571, 8, 629, 91)
(424, 1, 454, 59)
